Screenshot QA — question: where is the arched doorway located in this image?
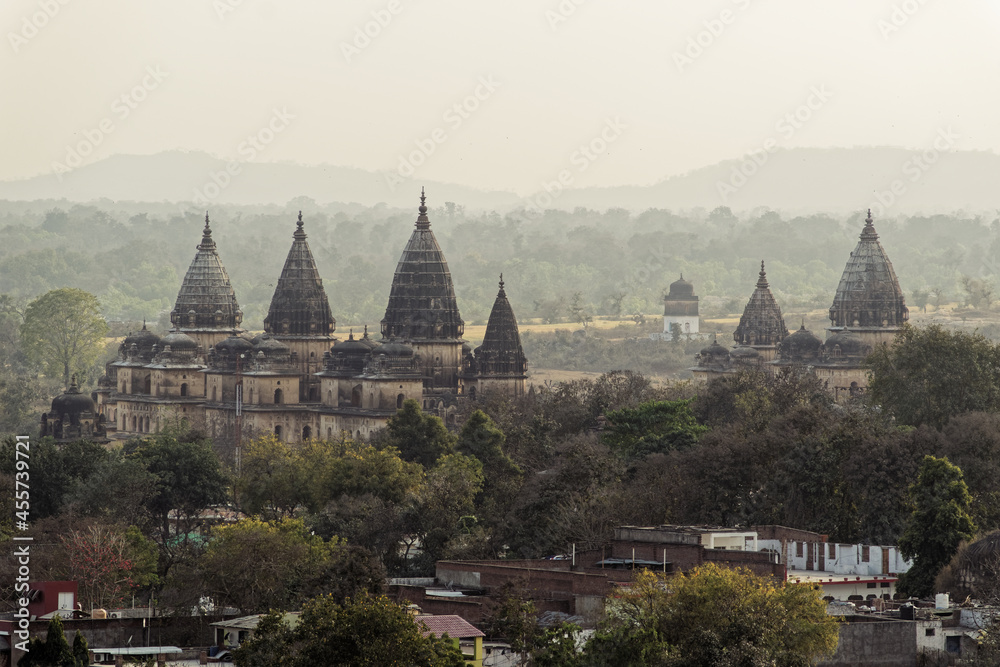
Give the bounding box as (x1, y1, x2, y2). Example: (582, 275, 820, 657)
(302, 425, 311, 441)
(274, 388, 283, 404)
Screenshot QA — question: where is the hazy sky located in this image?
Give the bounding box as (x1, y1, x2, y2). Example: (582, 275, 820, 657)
(3, 0, 999, 195)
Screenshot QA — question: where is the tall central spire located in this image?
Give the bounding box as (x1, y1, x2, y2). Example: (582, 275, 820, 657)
(381, 190, 463, 341)
(264, 211, 335, 336)
(733, 260, 788, 348)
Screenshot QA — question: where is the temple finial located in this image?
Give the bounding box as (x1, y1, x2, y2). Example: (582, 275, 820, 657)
(416, 188, 430, 229)
(297, 211, 303, 227)
(363, 324, 368, 337)
(866, 208, 873, 224)
(69, 374, 78, 391)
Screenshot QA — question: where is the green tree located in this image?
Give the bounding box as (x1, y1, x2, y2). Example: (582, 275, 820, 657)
(21, 288, 109, 385)
(232, 593, 465, 667)
(71, 631, 89, 667)
(19, 615, 73, 667)
(408, 453, 484, 568)
(867, 324, 1000, 429)
(386, 399, 456, 467)
(584, 566, 837, 667)
(898, 456, 977, 598)
(199, 517, 384, 613)
(457, 410, 523, 523)
(123, 431, 228, 576)
(602, 399, 708, 460)
(0, 438, 108, 519)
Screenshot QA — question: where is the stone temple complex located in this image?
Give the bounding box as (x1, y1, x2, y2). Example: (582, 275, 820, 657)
(43, 191, 527, 444)
(691, 211, 908, 399)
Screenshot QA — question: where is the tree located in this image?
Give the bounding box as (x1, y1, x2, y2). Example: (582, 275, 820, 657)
(867, 324, 1000, 429)
(386, 399, 456, 467)
(21, 288, 109, 385)
(898, 456, 977, 598)
(71, 632, 89, 667)
(61, 524, 142, 610)
(602, 399, 708, 460)
(19, 615, 73, 667)
(584, 566, 837, 667)
(123, 431, 229, 577)
(232, 593, 465, 667)
(407, 453, 484, 568)
(457, 410, 523, 525)
(199, 517, 384, 613)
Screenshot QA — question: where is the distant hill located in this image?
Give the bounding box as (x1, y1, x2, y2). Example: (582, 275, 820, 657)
(538, 147, 1000, 215)
(3, 147, 1000, 214)
(0, 151, 521, 210)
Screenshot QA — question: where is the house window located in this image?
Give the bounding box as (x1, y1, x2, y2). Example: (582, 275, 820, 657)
(867, 583, 877, 589)
(796, 542, 804, 558)
(828, 543, 836, 558)
(862, 546, 870, 562)
(925, 629, 935, 637)
(880, 582, 890, 588)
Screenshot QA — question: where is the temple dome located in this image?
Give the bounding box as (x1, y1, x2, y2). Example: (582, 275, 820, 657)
(170, 214, 243, 330)
(733, 261, 788, 347)
(381, 189, 464, 341)
(822, 330, 869, 359)
(667, 275, 696, 299)
(264, 212, 336, 337)
(50, 375, 96, 417)
(333, 332, 372, 355)
(378, 340, 415, 357)
(780, 325, 823, 362)
(124, 324, 161, 353)
(829, 211, 908, 329)
(160, 331, 199, 351)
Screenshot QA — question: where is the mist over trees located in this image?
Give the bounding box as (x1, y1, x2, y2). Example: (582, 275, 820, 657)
(1, 200, 999, 337)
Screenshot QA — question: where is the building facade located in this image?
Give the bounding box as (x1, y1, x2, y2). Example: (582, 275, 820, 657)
(84, 192, 527, 445)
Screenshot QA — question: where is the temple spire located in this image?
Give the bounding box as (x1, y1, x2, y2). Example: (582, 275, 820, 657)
(498, 273, 505, 297)
(199, 212, 216, 250)
(756, 260, 769, 288)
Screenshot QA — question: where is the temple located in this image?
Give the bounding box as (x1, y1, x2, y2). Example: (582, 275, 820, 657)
(83, 193, 528, 445)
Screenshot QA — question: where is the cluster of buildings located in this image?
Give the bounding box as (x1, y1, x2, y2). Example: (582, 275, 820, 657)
(40, 191, 529, 445)
(682, 211, 909, 398)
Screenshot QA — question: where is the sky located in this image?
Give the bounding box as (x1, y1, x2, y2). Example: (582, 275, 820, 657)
(3, 0, 1000, 196)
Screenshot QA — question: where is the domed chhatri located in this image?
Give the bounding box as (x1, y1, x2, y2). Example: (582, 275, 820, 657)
(169, 213, 243, 349)
(689, 334, 734, 381)
(732, 261, 789, 361)
(461, 275, 528, 398)
(828, 210, 908, 339)
(663, 273, 700, 337)
(41, 374, 108, 443)
(776, 324, 823, 364)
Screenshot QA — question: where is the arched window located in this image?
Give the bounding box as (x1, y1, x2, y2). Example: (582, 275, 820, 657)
(121, 381, 127, 393)
(274, 424, 282, 438)
(132, 416, 137, 431)
(248, 388, 253, 404)
(274, 388, 283, 404)
(302, 426, 311, 441)
(143, 375, 151, 394)
(212, 386, 217, 401)
(309, 386, 318, 401)
(397, 393, 405, 409)
(327, 390, 333, 405)
(180, 383, 188, 397)
(327, 427, 333, 438)
(144, 417, 149, 432)
(351, 385, 361, 407)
